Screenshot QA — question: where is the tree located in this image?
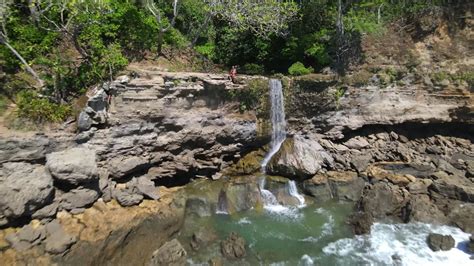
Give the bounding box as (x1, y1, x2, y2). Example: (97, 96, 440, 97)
(146, 0, 179, 55)
(206, 0, 299, 38)
(0, 0, 44, 87)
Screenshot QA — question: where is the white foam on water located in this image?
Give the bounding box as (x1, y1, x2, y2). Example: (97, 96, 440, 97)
(323, 222, 472, 265)
(299, 254, 315, 266)
(321, 214, 334, 236)
(288, 180, 306, 207)
(237, 217, 252, 225)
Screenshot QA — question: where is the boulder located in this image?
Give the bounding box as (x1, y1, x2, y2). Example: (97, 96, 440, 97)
(134, 176, 160, 200)
(468, 235, 474, 253)
(344, 137, 370, 149)
(77, 111, 93, 132)
(359, 181, 411, 220)
(221, 232, 246, 259)
(5, 224, 46, 252)
(46, 147, 98, 186)
(303, 171, 365, 202)
(44, 220, 77, 254)
(0, 136, 53, 163)
(108, 156, 149, 179)
(114, 190, 144, 207)
(59, 188, 99, 210)
(149, 239, 187, 266)
(430, 173, 474, 202)
(349, 212, 374, 235)
(407, 179, 433, 194)
(190, 228, 218, 251)
(426, 233, 455, 251)
(0, 162, 54, 226)
(267, 135, 333, 179)
(406, 195, 447, 224)
(350, 153, 372, 173)
(32, 201, 59, 220)
(447, 203, 474, 233)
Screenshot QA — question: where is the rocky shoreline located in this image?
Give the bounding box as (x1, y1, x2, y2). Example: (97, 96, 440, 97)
(1, 68, 473, 263)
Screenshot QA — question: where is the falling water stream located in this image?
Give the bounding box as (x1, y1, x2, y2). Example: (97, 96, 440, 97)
(260, 79, 287, 171)
(259, 78, 305, 208)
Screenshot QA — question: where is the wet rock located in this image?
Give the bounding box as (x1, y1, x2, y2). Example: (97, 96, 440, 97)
(190, 228, 218, 251)
(468, 235, 474, 253)
(185, 197, 212, 217)
(268, 135, 333, 179)
(44, 220, 77, 254)
(427, 233, 455, 251)
(349, 212, 374, 235)
(224, 182, 262, 213)
(0, 162, 54, 226)
(359, 182, 411, 220)
(46, 147, 98, 186)
(221, 232, 246, 259)
(149, 239, 187, 266)
(60, 188, 100, 210)
(114, 190, 144, 207)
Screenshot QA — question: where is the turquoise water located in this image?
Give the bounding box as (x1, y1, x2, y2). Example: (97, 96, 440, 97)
(181, 200, 472, 265)
(182, 201, 354, 265)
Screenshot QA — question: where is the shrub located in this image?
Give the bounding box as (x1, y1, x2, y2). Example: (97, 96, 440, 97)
(16, 90, 71, 123)
(242, 63, 265, 75)
(288, 62, 313, 76)
(195, 43, 215, 60)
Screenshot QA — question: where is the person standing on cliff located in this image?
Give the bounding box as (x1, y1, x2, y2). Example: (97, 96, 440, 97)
(229, 65, 237, 83)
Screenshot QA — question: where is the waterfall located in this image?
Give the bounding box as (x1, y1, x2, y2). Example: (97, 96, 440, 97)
(288, 180, 305, 207)
(258, 177, 278, 206)
(261, 79, 287, 172)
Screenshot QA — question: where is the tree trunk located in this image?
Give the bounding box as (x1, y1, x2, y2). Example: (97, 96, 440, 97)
(157, 30, 164, 56)
(1, 38, 44, 87)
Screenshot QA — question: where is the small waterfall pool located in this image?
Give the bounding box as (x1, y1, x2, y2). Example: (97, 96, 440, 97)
(180, 78, 473, 265)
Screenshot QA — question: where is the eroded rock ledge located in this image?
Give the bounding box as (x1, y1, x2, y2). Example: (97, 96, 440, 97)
(0, 71, 266, 228)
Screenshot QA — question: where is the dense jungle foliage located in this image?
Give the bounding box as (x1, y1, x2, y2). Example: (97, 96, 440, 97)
(0, 0, 468, 123)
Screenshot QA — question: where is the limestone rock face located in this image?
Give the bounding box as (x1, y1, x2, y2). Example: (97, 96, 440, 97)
(46, 147, 98, 186)
(0, 163, 54, 226)
(426, 233, 455, 251)
(149, 239, 187, 266)
(267, 135, 333, 179)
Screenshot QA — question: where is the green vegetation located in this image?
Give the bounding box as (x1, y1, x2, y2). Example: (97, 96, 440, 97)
(288, 62, 314, 76)
(0, 0, 463, 123)
(16, 91, 71, 123)
(227, 78, 267, 113)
